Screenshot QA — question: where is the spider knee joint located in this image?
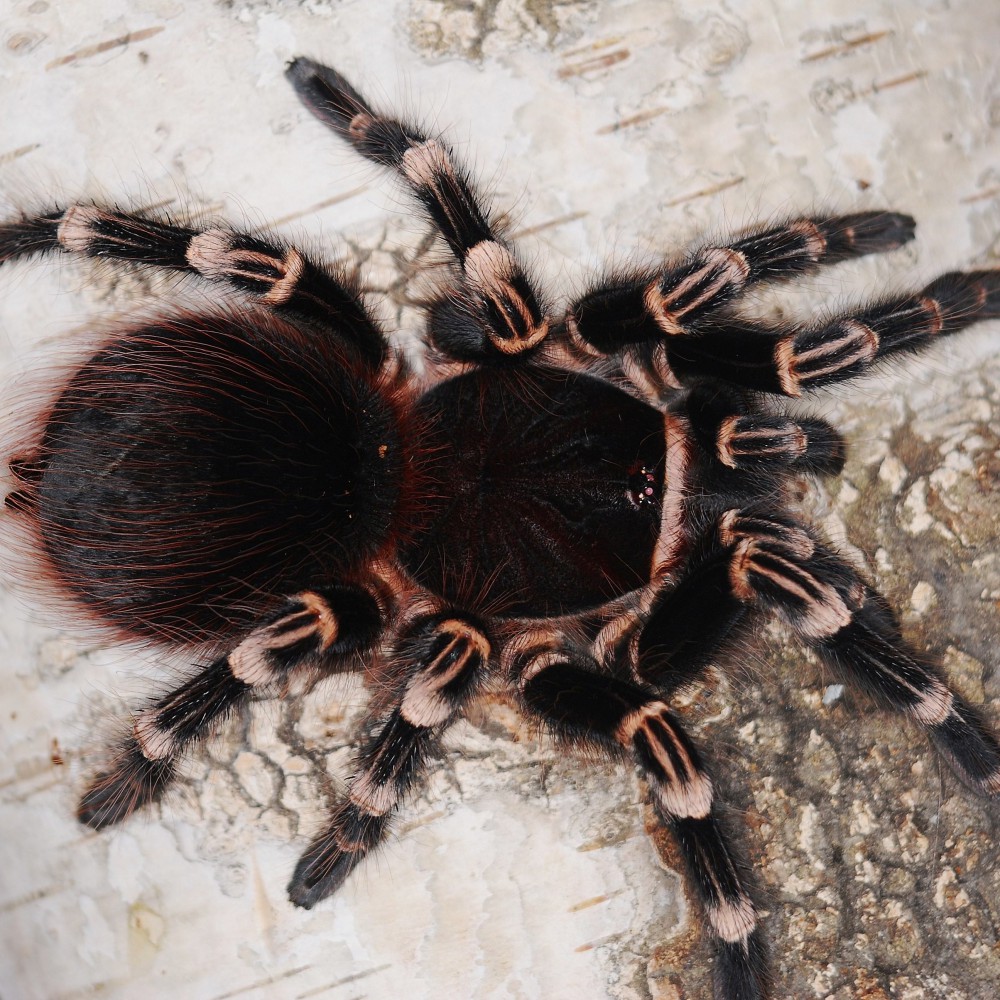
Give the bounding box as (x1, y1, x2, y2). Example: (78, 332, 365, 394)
(621, 705, 714, 820)
(397, 615, 490, 728)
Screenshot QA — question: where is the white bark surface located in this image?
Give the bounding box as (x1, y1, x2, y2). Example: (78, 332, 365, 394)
(1, 2, 999, 998)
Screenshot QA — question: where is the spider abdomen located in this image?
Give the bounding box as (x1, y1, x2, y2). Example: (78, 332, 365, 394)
(402, 367, 666, 617)
(27, 311, 403, 644)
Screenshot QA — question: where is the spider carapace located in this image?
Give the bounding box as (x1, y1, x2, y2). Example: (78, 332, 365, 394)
(403, 365, 667, 615)
(3, 58, 999, 999)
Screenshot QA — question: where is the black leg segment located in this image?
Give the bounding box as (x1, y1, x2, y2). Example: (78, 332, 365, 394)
(78, 587, 382, 829)
(286, 57, 549, 362)
(568, 211, 915, 355)
(666, 269, 1000, 395)
(0, 205, 388, 368)
(514, 647, 768, 999)
(288, 613, 490, 908)
(718, 511, 1000, 798)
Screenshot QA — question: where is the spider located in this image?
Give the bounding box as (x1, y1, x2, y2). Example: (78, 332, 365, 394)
(2, 57, 999, 1000)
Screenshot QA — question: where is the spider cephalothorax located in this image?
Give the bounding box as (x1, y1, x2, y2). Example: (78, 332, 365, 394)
(3, 58, 999, 1000)
(402, 366, 668, 614)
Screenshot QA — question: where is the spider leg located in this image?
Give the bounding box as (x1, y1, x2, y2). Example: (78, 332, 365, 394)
(666, 269, 1000, 395)
(683, 384, 846, 476)
(717, 511, 1000, 796)
(288, 612, 489, 908)
(568, 211, 915, 355)
(627, 545, 757, 698)
(78, 586, 382, 829)
(286, 57, 549, 363)
(513, 646, 769, 1000)
(0, 209, 387, 367)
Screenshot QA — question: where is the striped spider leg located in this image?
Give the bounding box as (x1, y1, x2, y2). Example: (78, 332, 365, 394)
(287, 57, 550, 364)
(77, 587, 383, 829)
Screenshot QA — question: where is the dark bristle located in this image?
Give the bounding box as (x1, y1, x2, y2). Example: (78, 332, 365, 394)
(4, 488, 36, 514)
(288, 808, 388, 909)
(9, 456, 44, 485)
(285, 57, 370, 135)
(714, 929, 771, 1000)
(78, 740, 175, 830)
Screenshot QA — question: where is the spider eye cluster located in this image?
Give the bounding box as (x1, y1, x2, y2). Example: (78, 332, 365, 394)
(627, 463, 660, 507)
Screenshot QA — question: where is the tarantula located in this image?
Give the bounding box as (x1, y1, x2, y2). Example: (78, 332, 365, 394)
(2, 57, 999, 999)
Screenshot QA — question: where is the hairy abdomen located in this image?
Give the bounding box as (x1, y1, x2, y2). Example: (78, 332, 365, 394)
(26, 312, 402, 644)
